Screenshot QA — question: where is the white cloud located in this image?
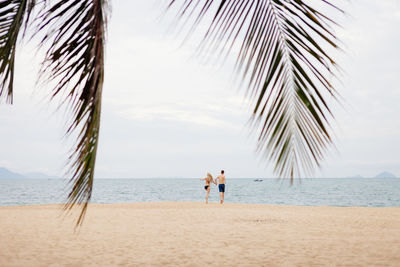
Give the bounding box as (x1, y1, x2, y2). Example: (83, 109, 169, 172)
(1, 0, 399, 178)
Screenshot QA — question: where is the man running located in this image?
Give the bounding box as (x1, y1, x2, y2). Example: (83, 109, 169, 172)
(215, 170, 226, 204)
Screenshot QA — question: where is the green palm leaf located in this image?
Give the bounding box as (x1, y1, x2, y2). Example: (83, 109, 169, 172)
(168, 0, 342, 182)
(0, 0, 107, 225)
(36, 0, 108, 225)
(0, 0, 36, 103)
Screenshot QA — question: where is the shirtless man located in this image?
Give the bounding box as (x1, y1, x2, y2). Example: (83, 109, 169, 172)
(215, 170, 226, 204)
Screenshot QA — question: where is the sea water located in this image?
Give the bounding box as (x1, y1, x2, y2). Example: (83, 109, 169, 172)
(0, 178, 399, 207)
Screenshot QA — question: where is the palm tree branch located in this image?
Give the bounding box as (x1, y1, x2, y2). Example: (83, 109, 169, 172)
(168, 0, 342, 179)
(0, 0, 37, 104)
(37, 0, 107, 225)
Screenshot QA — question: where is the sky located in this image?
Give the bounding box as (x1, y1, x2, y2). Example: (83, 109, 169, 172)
(0, 0, 399, 178)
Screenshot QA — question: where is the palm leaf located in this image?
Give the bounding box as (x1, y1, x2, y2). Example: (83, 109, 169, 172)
(0, 0, 36, 104)
(168, 0, 342, 182)
(37, 0, 108, 225)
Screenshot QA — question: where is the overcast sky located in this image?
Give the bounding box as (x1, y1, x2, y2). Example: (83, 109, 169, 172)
(0, 0, 399, 178)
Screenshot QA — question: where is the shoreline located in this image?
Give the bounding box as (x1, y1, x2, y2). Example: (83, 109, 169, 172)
(1, 202, 400, 266)
(0, 200, 400, 209)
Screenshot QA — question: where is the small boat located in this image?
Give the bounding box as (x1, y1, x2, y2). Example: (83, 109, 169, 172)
(253, 179, 263, 182)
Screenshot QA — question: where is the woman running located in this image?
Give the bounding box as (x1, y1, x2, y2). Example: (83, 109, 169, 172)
(200, 173, 215, 204)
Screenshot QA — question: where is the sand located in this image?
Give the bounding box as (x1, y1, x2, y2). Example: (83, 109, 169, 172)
(1, 202, 400, 266)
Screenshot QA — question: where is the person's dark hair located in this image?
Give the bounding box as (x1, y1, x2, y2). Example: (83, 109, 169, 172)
(221, 170, 224, 174)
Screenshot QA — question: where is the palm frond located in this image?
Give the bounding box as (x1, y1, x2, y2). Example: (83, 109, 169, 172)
(168, 0, 342, 181)
(0, 0, 36, 104)
(37, 0, 107, 225)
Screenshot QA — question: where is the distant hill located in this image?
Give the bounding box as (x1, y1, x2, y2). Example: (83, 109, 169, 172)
(0, 167, 58, 179)
(374, 171, 397, 178)
(0, 167, 24, 179)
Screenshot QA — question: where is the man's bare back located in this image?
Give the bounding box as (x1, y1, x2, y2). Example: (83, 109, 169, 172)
(216, 174, 225, 184)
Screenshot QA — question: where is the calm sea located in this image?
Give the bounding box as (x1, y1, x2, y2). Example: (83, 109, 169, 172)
(0, 178, 399, 207)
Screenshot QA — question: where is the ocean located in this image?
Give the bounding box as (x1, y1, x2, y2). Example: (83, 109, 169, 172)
(0, 178, 399, 207)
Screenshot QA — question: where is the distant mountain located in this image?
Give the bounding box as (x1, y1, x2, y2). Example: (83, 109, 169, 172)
(0, 167, 24, 179)
(374, 171, 397, 178)
(0, 167, 58, 179)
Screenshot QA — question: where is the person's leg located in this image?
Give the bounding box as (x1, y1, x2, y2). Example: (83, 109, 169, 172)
(219, 184, 225, 204)
(206, 188, 210, 204)
(218, 184, 222, 203)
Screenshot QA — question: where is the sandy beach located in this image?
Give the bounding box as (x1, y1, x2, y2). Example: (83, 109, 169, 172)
(1, 202, 400, 266)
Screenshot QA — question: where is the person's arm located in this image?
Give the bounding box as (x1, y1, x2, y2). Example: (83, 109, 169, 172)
(200, 178, 206, 181)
